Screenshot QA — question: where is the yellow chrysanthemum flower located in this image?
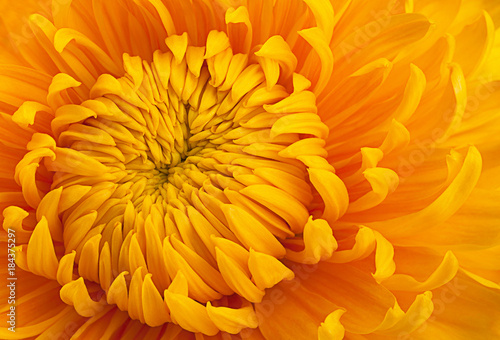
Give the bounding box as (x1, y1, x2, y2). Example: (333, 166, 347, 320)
(1, 0, 499, 339)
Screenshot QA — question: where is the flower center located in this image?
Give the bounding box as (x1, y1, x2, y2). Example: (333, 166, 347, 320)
(16, 31, 345, 334)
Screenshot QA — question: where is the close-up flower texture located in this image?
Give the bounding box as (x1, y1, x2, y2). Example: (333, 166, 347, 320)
(0, 0, 499, 339)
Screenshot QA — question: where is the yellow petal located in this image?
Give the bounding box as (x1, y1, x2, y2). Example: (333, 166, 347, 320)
(292, 72, 312, 93)
(2, 206, 32, 244)
(370, 146, 482, 240)
(204, 30, 230, 59)
(372, 231, 396, 283)
(12, 101, 51, 128)
(248, 249, 294, 290)
(379, 119, 411, 154)
(47, 73, 82, 110)
(221, 204, 286, 258)
(412, 271, 500, 339)
(286, 217, 337, 264)
(53, 27, 120, 75)
(375, 292, 433, 336)
(265, 90, 317, 114)
(453, 11, 495, 77)
(186, 46, 205, 77)
(165, 32, 188, 64)
(142, 274, 170, 326)
(51, 104, 97, 137)
(348, 168, 400, 213)
(27, 217, 59, 279)
(298, 27, 334, 96)
(128, 267, 146, 323)
(328, 226, 376, 263)
(107, 271, 129, 311)
(304, 0, 335, 43)
(206, 302, 259, 334)
(78, 234, 101, 283)
(164, 291, 219, 336)
(36, 187, 63, 242)
(255, 35, 297, 80)
(225, 6, 253, 53)
(60, 277, 103, 317)
(98, 242, 112, 291)
(239, 184, 309, 234)
(163, 236, 222, 302)
(57, 251, 76, 286)
(382, 251, 459, 291)
(253, 166, 313, 207)
(308, 168, 349, 223)
(318, 310, 346, 340)
(215, 247, 264, 303)
(393, 64, 426, 123)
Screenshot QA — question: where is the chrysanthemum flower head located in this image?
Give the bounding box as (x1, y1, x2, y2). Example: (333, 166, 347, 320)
(0, 0, 499, 339)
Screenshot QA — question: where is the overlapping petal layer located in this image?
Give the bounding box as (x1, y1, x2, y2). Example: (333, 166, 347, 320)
(0, 0, 499, 339)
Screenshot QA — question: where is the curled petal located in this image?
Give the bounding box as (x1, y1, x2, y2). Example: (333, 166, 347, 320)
(318, 310, 346, 340)
(27, 217, 59, 279)
(60, 277, 104, 317)
(206, 301, 259, 334)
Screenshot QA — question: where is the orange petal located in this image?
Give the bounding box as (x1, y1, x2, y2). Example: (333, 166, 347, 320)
(412, 271, 500, 339)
